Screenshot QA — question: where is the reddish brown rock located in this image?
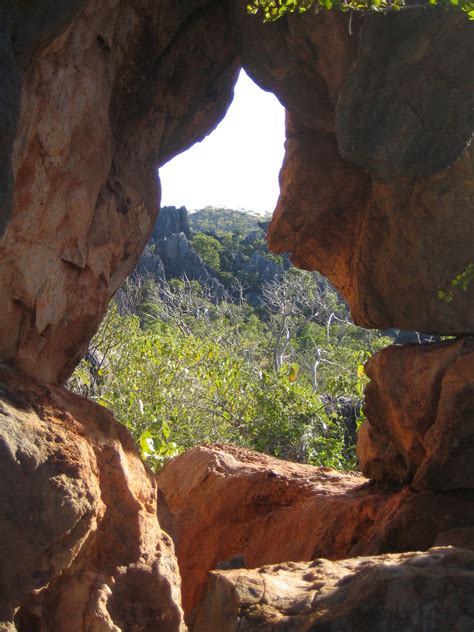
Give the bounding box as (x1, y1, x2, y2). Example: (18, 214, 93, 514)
(158, 444, 474, 618)
(1, 3, 473, 385)
(0, 0, 238, 384)
(193, 547, 474, 632)
(358, 337, 474, 490)
(266, 10, 474, 335)
(0, 366, 185, 631)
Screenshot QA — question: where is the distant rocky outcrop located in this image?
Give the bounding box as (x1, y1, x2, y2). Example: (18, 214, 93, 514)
(137, 206, 226, 298)
(152, 206, 191, 242)
(137, 205, 288, 305)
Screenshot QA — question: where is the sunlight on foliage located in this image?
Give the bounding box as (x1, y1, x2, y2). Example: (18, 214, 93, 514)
(438, 263, 474, 303)
(247, 0, 474, 19)
(69, 274, 391, 472)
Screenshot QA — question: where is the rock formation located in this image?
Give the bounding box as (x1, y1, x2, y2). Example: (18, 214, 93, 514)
(0, 365, 184, 631)
(0, 0, 473, 630)
(137, 206, 226, 296)
(158, 444, 474, 620)
(193, 547, 474, 631)
(358, 337, 474, 490)
(264, 10, 474, 335)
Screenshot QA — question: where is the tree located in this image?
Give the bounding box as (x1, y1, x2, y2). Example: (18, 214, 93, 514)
(190, 232, 223, 271)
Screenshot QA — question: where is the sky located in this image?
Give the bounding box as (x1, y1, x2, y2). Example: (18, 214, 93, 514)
(159, 69, 286, 215)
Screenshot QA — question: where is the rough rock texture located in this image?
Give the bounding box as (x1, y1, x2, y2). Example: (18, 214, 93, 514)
(193, 547, 474, 632)
(152, 206, 191, 242)
(137, 205, 226, 298)
(0, 366, 185, 631)
(358, 337, 474, 490)
(336, 11, 474, 179)
(158, 445, 474, 617)
(1, 3, 473, 382)
(266, 11, 474, 335)
(0, 0, 238, 383)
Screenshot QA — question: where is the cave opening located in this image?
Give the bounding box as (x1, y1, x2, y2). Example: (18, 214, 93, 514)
(159, 68, 286, 216)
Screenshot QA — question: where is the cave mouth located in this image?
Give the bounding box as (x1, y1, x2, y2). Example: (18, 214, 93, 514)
(159, 69, 286, 217)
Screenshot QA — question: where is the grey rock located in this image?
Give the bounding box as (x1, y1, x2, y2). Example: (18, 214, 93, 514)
(153, 206, 191, 241)
(336, 10, 474, 179)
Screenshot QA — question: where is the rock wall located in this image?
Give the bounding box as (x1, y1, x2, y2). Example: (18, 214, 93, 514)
(358, 337, 474, 490)
(158, 445, 474, 620)
(0, 366, 185, 631)
(0, 0, 238, 384)
(0, 2, 473, 631)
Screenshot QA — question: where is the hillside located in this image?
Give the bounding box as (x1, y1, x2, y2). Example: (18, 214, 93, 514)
(189, 206, 271, 236)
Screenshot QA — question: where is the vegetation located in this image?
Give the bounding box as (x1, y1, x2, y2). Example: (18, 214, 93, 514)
(248, 0, 474, 20)
(69, 255, 391, 471)
(189, 206, 269, 236)
(438, 263, 474, 303)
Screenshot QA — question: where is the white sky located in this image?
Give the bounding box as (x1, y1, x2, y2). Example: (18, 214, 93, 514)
(159, 69, 286, 215)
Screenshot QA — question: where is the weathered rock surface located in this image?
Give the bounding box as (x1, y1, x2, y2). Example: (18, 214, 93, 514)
(266, 10, 474, 335)
(152, 206, 191, 242)
(0, 366, 184, 631)
(158, 444, 474, 617)
(193, 547, 474, 632)
(137, 205, 226, 298)
(1, 3, 473, 382)
(358, 337, 474, 490)
(336, 11, 474, 179)
(0, 0, 238, 383)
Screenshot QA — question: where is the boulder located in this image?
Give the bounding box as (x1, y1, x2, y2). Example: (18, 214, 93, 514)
(358, 337, 474, 490)
(0, 366, 184, 631)
(336, 11, 474, 179)
(193, 547, 474, 632)
(157, 444, 474, 617)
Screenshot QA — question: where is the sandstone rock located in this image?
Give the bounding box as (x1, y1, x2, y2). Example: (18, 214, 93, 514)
(193, 547, 474, 632)
(0, 0, 238, 383)
(158, 444, 474, 617)
(265, 10, 474, 335)
(0, 366, 184, 631)
(358, 337, 474, 490)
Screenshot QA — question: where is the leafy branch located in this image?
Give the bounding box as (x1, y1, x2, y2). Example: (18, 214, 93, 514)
(247, 0, 474, 19)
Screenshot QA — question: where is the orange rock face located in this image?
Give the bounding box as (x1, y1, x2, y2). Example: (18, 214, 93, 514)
(0, 366, 185, 631)
(158, 445, 474, 618)
(267, 11, 474, 335)
(358, 337, 474, 490)
(0, 0, 238, 384)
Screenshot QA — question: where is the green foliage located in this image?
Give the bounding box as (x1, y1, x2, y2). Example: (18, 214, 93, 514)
(247, 0, 474, 19)
(190, 232, 223, 271)
(70, 273, 391, 472)
(189, 206, 270, 236)
(438, 263, 474, 303)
